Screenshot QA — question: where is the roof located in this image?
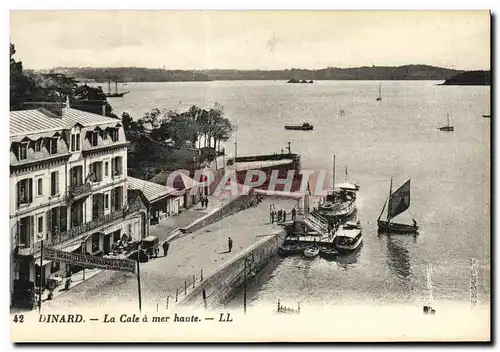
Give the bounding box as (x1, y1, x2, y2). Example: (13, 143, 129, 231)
(337, 228, 361, 239)
(10, 107, 120, 137)
(150, 171, 200, 190)
(335, 183, 359, 191)
(127, 177, 179, 202)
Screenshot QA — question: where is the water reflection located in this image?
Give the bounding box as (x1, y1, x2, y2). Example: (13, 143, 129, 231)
(335, 242, 363, 268)
(382, 233, 416, 298)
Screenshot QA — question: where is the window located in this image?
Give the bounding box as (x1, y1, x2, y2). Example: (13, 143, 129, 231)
(104, 162, 109, 176)
(90, 162, 103, 182)
(91, 132, 99, 147)
(37, 215, 43, 234)
(112, 157, 123, 176)
(70, 133, 81, 152)
(110, 128, 119, 142)
(19, 143, 28, 160)
(76, 134, 80, 151)
(48, 137, 58, 154)
(104, 194, 109, 209)
(102, 131, 108, 140)
(17, 179, 32, 206)
(35, 140, 42, 152)
(37, 178, 43, 196)
(50, 171, 59, 196)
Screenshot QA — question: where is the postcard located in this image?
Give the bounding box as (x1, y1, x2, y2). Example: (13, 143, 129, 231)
(9, 9, 490, 342)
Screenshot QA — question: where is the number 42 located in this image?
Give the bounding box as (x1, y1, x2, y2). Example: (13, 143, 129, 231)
(13, 314, 24, 323)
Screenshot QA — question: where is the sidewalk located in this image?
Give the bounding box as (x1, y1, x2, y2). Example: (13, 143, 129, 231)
(150, 194, 223, 242)
(33, 197, 296, 313)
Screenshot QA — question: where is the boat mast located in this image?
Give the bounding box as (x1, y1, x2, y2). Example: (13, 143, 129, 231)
(447, 113, 450, 127)
(386, 177, 393, 222)
(332, 154, 336, 190)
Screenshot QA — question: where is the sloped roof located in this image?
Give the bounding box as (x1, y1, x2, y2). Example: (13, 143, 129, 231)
(150, 171, 200, 190)
(127, 177, 179, 202)
(10, 107, 120, 137)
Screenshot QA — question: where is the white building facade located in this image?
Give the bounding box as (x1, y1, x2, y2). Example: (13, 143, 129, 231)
(10, 105, 148, 307)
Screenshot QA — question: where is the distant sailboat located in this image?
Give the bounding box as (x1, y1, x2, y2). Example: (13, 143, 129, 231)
(438, 113, 454, 132)
(376, 83, 382, 101)
(377, 178, 418, 234)
(105, 76, 130, 98)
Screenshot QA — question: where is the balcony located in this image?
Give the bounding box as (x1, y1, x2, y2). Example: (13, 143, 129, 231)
(68, 182, 92, 198)
(16, 200, 143, 257)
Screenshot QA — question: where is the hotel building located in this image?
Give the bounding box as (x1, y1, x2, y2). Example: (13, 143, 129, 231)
(10, 103, 148, 307)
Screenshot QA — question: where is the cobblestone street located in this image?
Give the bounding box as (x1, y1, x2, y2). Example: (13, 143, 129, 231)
(36, 197, 296, 312)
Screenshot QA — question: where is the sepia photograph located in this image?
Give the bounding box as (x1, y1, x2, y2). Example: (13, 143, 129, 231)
(8, 8, 491, 342)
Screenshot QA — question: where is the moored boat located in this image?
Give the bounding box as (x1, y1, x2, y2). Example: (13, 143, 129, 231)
(278, 244, 303, 257)
(318, 155, 359, 219)
(284, 123, 313, 131)
(377, 178, 419, 234)
(303, 246, 320, 258)
(333, 223, 363, 253)
(319, 246, 338, 259)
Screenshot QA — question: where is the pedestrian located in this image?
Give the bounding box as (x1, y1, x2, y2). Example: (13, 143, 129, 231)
(154, 245, 159, 258)
(291, 208, 297, 220)
(228, 237, 233, 252)
(271, 210, 275, 223)
(278, 209, 282, 222)
(162, 241, 170, 257)
(205, 197, 209, 209)
(282, 210, 287, 222)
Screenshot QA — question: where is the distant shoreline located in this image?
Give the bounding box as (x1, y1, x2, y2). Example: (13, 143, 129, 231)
(35, 64, 472, 83)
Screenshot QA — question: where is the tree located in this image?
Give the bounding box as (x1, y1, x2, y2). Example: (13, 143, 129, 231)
(165, 114, 198, 147)
(10, 43, 35, 110)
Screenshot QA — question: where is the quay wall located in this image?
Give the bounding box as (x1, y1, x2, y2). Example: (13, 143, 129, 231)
(179, 191, 259, 235)
(178, 229, 285, 308)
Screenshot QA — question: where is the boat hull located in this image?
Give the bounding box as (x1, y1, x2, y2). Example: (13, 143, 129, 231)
(303, 247, 319, 258)
(319, 247, 338, 259)
(438, 126, 454, 131)
(334, 238, 363, 253)
(285, 126, 313, 131)
(318, 199, 356, 219)
(278, 245, 303, 257)
(377, 220, 419, 234)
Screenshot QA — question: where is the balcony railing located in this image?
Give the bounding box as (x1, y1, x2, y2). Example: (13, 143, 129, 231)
(16, 200, 143, 256)
(68, 182, 92, 197)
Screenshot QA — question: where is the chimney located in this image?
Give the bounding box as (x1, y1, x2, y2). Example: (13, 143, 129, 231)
(22, 102, 65, 117)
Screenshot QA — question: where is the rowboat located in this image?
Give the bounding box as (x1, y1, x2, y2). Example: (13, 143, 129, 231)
(278, 244, 303, 257)
(319, 247, 338, 259)
(303, 246, 320, 258)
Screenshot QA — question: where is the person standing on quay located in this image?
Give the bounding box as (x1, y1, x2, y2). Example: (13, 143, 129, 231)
(205, 197, 209, 209)
(291, 207, 297, 220)
(271, 210, 276, 223)
(282, 210, 287, 222)
(228, 237, 233, 252)
(278, 209, 282, 222)
(162, 241, 170, 257)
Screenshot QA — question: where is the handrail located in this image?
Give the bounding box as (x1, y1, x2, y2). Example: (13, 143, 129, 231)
(18, 201, 143, 255)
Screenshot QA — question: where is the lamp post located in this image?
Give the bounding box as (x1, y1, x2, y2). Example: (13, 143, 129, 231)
(243, 253, 255, 314)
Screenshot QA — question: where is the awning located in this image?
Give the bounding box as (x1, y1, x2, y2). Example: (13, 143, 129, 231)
(35, 260, 52, 267)
(60, 242, 82, 253)
(142, 235, 158, 243)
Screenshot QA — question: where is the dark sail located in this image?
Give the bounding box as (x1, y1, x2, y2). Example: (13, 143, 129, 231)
(388, 179, 410, 220)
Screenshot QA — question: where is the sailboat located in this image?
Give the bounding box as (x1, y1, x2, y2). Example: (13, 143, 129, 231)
(376, 83, 382, 101)
(105, 76, 130, 98)
(377, 178, 418, 234)
(318, 155, 360, 219)
(438, 113, 454, 132)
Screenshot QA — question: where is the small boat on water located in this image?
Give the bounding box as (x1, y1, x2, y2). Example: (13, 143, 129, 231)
(319, 247, 338, 259)
(333, 222, 363, 253)
(278, 244, 303, 257)
(284, 123, 313, 131)
(303, 246, 320, 258)
(438, 113, 454, 131)
(377, 178, 419, 234)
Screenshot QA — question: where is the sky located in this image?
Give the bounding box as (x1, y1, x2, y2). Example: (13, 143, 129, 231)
(9, 10, 491, 71)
